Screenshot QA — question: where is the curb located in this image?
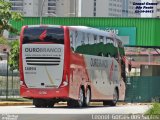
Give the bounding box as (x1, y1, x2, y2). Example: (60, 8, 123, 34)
(0, 102, 67, 106)
(0, 102, 32, 106)
(0, 102, 152, 106)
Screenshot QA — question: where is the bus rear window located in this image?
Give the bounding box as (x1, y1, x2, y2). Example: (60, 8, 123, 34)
(23, 27, 64, 44)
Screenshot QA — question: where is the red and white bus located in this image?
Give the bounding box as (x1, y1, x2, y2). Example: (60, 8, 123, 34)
(19, 25, 126, 107)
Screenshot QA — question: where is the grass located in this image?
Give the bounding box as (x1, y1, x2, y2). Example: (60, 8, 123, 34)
(146, 103, 160, 115)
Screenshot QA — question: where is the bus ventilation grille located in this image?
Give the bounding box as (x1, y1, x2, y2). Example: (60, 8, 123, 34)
(25, 57, 61, 66)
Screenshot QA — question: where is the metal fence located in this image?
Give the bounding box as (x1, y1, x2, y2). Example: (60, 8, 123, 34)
(0, 60, 20, 99)
(125, 76, 160, 103)
(0, 75, 20, 98)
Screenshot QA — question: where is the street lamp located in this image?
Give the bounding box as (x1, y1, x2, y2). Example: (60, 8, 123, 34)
(74, 0, 77, 17)
(40, 0, 46, 24)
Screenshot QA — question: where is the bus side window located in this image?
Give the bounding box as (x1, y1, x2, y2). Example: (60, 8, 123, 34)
(87, 33, 90, 44)
(100, 36, 104, 43)
(82, 32, 85, 45)
(97, 35, 100, 43)
(90, 34, 94, 45)
(94, 35, 97, 44)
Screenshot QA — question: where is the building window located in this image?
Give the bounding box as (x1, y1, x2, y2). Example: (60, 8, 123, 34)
(11, 3, 23, 6)
(109, 8, 112, 11)
(11, 7, 23, 10)
(10, 0, 23, 1)
(93, 12, 96, 16)
(48, 0, 56, 1)
(48, 3, 56, 6)
(93, 0, 96, 17)
(48, 7, 56, 10)
(48, 10, 56, 13)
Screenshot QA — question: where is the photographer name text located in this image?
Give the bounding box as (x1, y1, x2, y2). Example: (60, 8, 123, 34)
(133, 2, 158, 13)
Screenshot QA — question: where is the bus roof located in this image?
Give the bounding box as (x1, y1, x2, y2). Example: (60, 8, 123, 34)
(24, 25, 62, 28)
(22, 25, 122, 43)
(68, 26, 121, 41)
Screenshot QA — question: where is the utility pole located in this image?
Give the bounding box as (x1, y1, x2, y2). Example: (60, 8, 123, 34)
(3, 49, 9, 100)
(40, 0, 46, 24)
(75, 0, 76, 17)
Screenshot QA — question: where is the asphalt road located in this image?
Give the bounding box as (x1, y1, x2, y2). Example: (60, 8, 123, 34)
(0, 104, 151, 120)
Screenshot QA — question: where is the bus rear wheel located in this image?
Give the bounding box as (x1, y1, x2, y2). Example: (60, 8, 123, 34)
(67, 99, 76, 108)
(110, 89, 119, 106)
(84, 88, 91, 107)
(67, 88, 85, 108)
(103, 89, 118, 106)
(68, 89, 85, 108)
(46, 100, 55, 108)
(75, 88, 85, 107)
(33, 99, 44, 108)
(33, 99, 55, 108)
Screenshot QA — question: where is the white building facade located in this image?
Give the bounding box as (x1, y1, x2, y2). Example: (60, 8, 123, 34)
(155, 0, 160, 17)
(78, 0, 141, 17)
(5, 0, 142, 17)
(140, 0, 160, 17)
(5, 0, 65, 17)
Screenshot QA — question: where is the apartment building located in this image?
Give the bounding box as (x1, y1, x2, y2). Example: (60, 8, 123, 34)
(155, 0, 160, 17)
(5, 0, 141, 17)
(77, 0, 141, 17)
(5, 0, 62, 17)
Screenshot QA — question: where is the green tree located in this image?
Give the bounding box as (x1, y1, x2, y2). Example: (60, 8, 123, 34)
(0, 0, 22, 36)
(0, 36, 8, 44)
(9, 40, 19, 71)
(0, 0, 22, 71)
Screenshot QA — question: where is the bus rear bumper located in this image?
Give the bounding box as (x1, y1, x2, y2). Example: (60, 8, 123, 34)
(20, 86, 69, 99)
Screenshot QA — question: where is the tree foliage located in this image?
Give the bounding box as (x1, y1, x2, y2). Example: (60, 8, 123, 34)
(0, 0, 22, 71)
(0, 0, 22, 36)
(9, 40, 19, 71)
(0, 36, 8, 44)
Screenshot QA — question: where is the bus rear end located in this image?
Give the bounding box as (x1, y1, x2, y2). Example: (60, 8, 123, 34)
(19, 25, 69, 107)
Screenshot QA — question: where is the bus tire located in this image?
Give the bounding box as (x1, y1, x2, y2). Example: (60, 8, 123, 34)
(33, 99, 44, 108)
(103, 89, 119, 106)
(67, 100, 76, 108)
(75, 88, 85, 107)
(110, 88, 119, 106)
(103, 101, 109, 106)
(46, 100, 55, 108)
(84, 87, 91, 107)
